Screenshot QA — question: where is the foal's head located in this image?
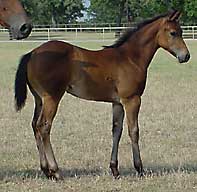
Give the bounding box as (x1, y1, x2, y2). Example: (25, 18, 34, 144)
(0, 0, 32, 39)
(157, 10, 190, 63)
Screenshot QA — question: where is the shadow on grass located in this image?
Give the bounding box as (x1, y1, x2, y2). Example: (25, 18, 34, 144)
(0, 168, 45, 181)
(120, 163, 197, 177)
(1, 164, 197, 181)
(0, 167, 103, 181)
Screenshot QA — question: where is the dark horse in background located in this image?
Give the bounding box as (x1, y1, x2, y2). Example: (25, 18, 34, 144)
(15, 10, 190, 180)
(0, 0, 32, 39)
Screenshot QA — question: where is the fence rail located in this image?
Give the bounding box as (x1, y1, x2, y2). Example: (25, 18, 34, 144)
(0, 26, 196, 42)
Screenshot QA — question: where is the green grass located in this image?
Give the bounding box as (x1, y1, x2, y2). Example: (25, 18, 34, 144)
(0, 40, 197, 191)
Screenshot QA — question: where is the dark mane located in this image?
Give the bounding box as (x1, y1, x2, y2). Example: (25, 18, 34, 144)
(104, 13, 168, 49)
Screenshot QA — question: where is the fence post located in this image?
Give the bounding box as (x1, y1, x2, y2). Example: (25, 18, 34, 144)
(103, 28, 105, 41)
(47, 28, 50, 41)
(192, 26, 195, 40)
(75, 28, 78, 39)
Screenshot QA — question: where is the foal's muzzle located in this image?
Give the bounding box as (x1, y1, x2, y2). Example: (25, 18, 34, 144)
(177, 52, 190, 63)
(8, 14, 32, 40)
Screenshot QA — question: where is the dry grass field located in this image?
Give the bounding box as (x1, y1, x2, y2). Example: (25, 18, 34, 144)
(0, 40, 197, 191)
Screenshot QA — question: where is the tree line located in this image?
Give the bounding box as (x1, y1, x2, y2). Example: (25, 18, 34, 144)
(21, 0, 196, 26)
(21, 0, 84, 25)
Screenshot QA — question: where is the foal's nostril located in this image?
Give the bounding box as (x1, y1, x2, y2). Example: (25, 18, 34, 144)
(20, 23, 32, 36)
(185, 53, 190, 62)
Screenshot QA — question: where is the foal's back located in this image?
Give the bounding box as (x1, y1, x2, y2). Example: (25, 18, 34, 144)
(28, 41, 122, 102)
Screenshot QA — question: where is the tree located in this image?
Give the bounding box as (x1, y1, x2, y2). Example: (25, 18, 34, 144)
(183, 0, 197, 25)
(39, 0, 85, 25)
(88, 0, 121, 23)
(21, 0, 196, 25)
(138, 0, 196, 25)
(88, 0, 159, 25)
(139, 0, 185, 18)
(21, 0, 85, 25)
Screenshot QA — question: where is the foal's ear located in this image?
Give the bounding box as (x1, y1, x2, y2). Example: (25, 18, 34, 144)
(168, 10, 181, 21)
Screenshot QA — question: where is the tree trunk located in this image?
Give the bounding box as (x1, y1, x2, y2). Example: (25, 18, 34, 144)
(51, 3, 57, 27)
(115, 0, 126, 37)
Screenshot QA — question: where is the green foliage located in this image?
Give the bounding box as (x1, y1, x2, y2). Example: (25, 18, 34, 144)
(21, 0, 85, 25)
(88, 0, 122, 23)
(88, 0, 197, 25)
(183, 0, 197, 25)
(21, 0, 196, 25)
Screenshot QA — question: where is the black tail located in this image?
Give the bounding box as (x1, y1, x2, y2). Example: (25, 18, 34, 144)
(15, 52, 32, 111)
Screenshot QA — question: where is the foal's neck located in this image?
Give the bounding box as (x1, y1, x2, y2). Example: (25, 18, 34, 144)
(122, 19, 162, 70)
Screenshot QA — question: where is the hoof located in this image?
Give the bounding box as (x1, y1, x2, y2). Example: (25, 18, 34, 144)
(48, 170, 63, 181)
(113, 174, 121, 180)
(110, 161, 120, 179)
(138, 170, 145, 178)
(42, 167, 63, 181)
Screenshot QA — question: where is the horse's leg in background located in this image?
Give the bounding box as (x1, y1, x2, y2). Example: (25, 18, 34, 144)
(36, 95, 62, 180)
(30, 89, 50, 177)
(122, 96, 144, 176)
(110, 102, 125, 178)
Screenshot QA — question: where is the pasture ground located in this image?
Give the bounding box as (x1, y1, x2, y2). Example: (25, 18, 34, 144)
(0, 40, 197, 191)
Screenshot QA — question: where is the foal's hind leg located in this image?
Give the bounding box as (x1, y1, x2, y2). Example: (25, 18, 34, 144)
(36, 95, 62, 180)
(30, 90, 49, 177)
(122, 96, 144, 176)
(110, 103, 124, 178)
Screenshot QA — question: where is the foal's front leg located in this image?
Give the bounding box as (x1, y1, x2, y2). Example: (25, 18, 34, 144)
(122, 96, 144, 176)
(110, 103, 125, 178)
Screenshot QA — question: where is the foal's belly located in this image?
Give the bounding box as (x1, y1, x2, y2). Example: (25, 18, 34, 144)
(66, 76, 119, 103)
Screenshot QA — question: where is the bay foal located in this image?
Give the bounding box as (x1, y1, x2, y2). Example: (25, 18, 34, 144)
(15, 10, 190, 180)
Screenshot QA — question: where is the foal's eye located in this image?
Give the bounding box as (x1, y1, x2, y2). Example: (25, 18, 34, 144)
(170, 31, 177, 37)
(3, 7, 7, 11)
